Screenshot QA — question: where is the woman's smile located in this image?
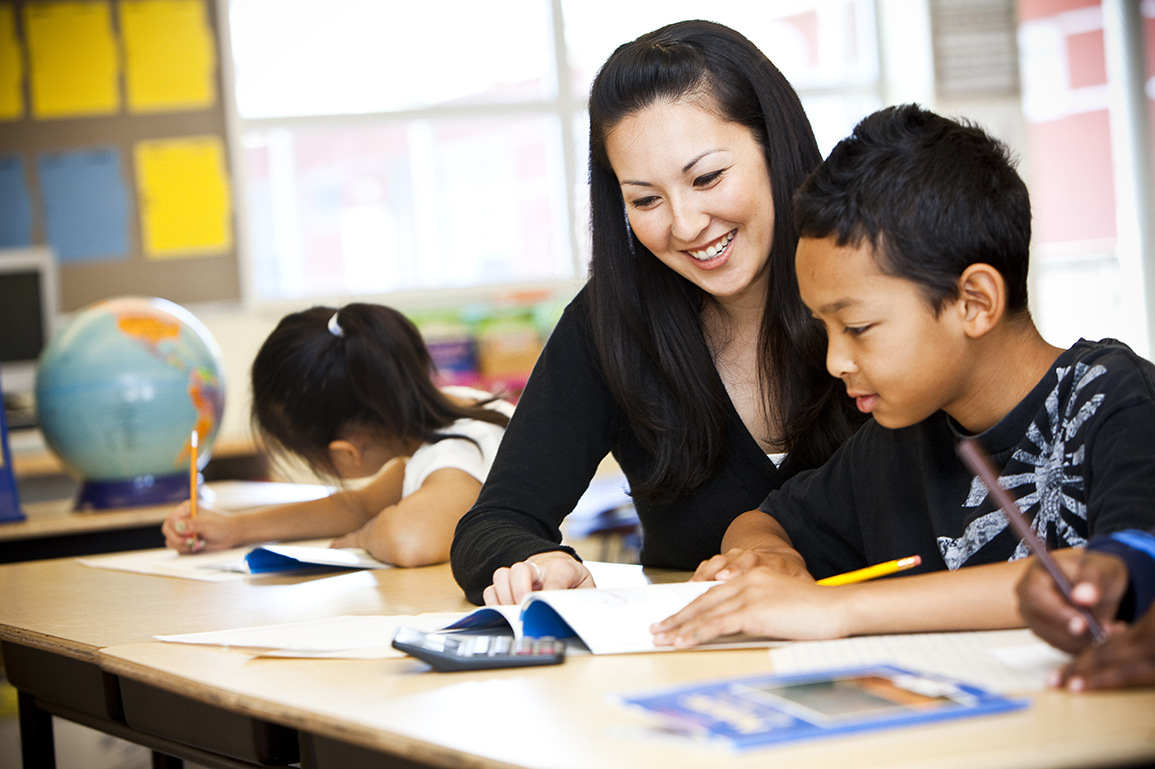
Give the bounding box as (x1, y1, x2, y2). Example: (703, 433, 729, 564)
(686, 229, 736, 264)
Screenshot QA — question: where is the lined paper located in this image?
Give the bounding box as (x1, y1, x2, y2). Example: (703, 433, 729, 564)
(770, 629, 1071, 694)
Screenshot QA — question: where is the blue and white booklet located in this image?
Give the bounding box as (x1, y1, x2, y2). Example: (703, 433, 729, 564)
(616, 664, 1027, 750)
(243, 543, 391, 573)
(439, 582, 783, 655)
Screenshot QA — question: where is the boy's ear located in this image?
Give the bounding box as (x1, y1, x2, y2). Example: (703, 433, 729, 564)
(954, 263, 1005, 339)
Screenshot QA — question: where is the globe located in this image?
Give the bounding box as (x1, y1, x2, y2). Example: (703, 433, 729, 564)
(35, 296, 226, 509)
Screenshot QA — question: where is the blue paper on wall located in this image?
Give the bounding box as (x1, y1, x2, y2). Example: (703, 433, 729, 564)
(38, 148, 131, 263)
(0, 155, 34, 248)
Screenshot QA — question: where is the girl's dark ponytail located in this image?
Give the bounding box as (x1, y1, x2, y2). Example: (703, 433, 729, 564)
(251, 304, 508, 479)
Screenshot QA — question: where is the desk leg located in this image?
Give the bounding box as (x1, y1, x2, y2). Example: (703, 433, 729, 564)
(17, 689, 55, 769)
(152, 752, 183, 768)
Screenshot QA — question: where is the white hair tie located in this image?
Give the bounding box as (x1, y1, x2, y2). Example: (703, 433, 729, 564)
(327, 311, 344, 337)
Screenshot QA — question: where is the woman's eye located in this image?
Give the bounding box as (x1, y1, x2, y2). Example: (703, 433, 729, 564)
(694, 170, 724, 187)
(631, 196, 659, 209)
(845, 325, 871, 337)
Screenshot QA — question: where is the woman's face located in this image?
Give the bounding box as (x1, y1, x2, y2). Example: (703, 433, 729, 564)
(605, 99, 776, 307)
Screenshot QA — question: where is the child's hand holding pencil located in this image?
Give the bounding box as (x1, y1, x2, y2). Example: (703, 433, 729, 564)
(167, 428, 208, 553)
(163, 501, 236, 554)
(1016, 548, 1128, 654)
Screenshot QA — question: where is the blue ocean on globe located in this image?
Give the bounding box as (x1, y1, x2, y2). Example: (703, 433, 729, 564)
(35, 296, 226, 509)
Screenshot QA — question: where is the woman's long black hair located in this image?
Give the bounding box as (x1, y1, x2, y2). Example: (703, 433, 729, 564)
(250, 303, 509, 478)
(586, 20, 863, 505)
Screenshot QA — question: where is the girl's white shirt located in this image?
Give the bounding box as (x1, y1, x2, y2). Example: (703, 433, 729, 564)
(400, 386, 516, 498)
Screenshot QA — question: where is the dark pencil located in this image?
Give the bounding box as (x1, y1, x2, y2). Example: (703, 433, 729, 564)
(956, 437, 1106, 644)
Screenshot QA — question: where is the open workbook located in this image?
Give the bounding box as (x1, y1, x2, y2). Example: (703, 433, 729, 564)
(438, 581, 783, 655)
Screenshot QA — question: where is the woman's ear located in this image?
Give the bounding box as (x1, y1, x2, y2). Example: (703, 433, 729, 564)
(955, 263, 1005, 339)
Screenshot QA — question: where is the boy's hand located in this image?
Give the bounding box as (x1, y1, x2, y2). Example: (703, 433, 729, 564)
(483, 552, 595, 605)
(1054, 607, 1155, 690)
(651, 567, 848, 646)
(1016, 548, 1130, 653)
(692, 547, 811, 582)
(161, 501, 237, 553)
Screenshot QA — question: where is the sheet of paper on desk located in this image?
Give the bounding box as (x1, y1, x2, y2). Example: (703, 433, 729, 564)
(76, 539, 388, 580)
(154, 613, 466, 658)
(78, 546, 254, 581)
(768, 629, 1071, 695)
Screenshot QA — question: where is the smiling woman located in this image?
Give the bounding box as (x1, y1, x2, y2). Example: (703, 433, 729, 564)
(450, 19, 868, 607)
(607, 100, 776, 306)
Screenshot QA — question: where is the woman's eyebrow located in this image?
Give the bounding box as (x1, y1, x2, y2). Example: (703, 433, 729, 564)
(683, 149, 722, 173)
(619, 149, 725, 188)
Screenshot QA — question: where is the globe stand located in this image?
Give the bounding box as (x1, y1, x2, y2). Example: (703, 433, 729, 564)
(75, 473, 190, 510)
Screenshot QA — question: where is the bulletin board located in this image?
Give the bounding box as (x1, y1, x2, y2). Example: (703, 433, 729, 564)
(0, 0, 240, 312)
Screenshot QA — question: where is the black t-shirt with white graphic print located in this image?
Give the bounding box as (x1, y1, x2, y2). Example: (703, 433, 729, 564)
(761, 339, 1155, 580)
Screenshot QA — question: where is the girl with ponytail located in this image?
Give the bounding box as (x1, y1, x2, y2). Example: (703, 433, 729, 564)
(162, 303, 512, 567)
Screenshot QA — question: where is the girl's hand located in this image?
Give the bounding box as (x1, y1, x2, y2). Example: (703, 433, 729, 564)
(330, 520, 370, 550)
(161, 501, 238, 554)
(692, 546, 811, 582)
(482, 552, 595, 605)
(651, 567, 845, 646)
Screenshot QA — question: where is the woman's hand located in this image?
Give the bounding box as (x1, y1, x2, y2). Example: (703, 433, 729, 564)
(1016, 548, 1130, 653)
(692, 546, 811, 582)
(651, 567, 846, 646)
(161, 501, 239, 553)
(482, 551, 595, 605)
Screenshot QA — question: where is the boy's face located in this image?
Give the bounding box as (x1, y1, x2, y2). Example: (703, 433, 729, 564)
(796, 236, 971, 429)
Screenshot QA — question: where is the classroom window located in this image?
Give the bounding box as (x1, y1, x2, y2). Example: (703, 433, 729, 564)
(227, 0, 882, 303)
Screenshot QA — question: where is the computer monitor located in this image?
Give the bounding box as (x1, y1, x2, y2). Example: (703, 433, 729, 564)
(0, 246, 59, 428)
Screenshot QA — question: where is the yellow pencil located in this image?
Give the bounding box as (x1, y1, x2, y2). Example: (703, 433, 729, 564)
(189, 428, 198, 519)
(816, 555, 921, 586)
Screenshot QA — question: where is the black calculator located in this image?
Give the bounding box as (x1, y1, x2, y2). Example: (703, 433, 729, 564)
(391, 626, 567, 672)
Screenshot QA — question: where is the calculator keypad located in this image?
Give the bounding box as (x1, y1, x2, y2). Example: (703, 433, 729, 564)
(392, 626, 567, 671)
(456, 635, 564, 657)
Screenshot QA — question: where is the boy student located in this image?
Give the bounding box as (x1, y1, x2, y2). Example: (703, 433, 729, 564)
(1017, 527, 1155, 690)
(651, 104, 1155, 647)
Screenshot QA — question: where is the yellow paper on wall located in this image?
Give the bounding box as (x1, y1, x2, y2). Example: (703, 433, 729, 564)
(25, 1, 120, 118)
(0, 6, 23, 120)
(120, 0, 217, 113)
(136, 136, 233, 257)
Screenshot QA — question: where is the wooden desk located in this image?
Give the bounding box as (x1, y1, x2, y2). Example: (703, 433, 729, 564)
(2, 556, 1154, 769)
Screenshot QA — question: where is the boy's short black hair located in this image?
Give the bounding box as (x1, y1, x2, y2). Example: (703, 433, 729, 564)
(793, 104, 1031, 313)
